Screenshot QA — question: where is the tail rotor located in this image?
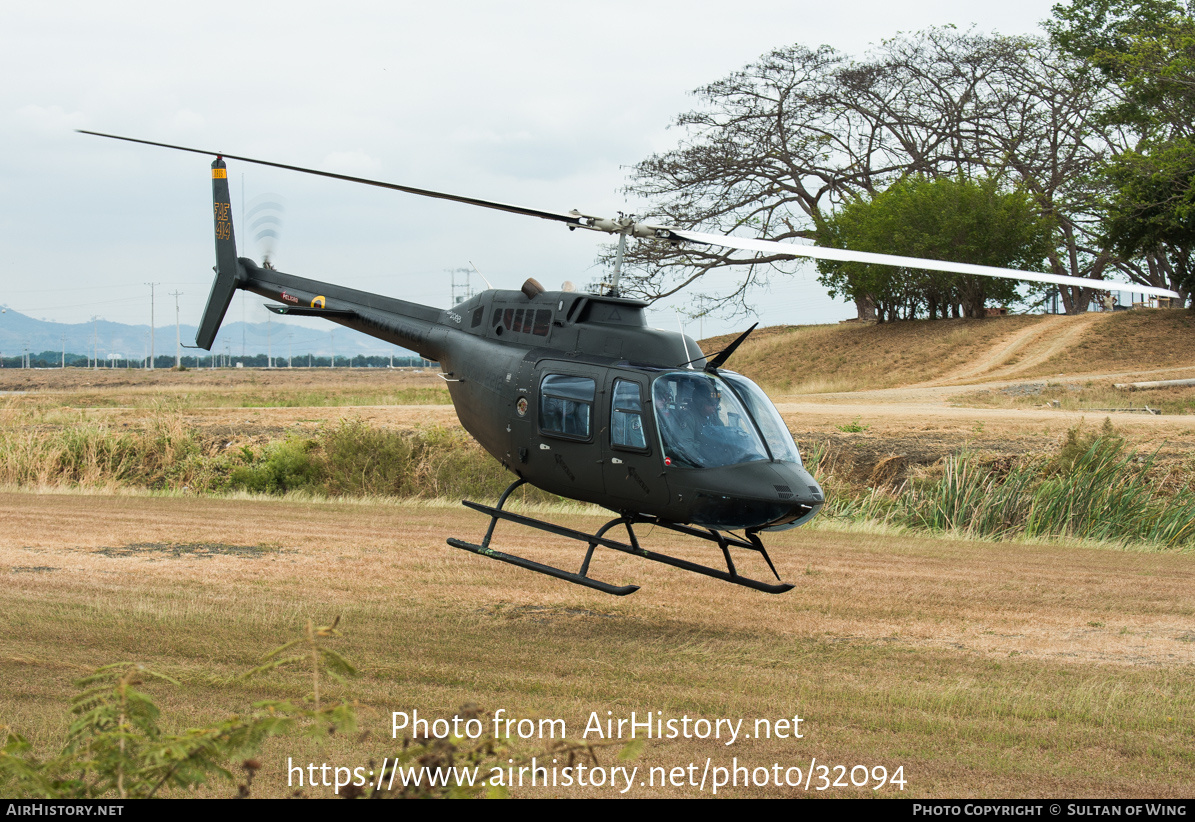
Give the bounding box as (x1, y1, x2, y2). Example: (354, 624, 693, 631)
(248, 194, 285, 269)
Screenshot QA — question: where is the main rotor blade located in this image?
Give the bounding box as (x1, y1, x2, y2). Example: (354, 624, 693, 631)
(77, 130, 1182, 301)
(668, 228, 1182, 300)
(78, 130, 586, 228)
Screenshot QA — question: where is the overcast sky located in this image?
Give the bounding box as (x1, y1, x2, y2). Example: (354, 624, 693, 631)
(2, 0, 1062, 344)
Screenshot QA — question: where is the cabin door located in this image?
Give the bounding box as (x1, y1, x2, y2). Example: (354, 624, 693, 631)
(529, 362, 607, 503)
(600, 373, 670, 512)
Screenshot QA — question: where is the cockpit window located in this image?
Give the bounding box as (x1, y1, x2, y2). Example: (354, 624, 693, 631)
(720, 371, 803, 465)
(651, 372, 769, 468)
(611, 379, 647, 450)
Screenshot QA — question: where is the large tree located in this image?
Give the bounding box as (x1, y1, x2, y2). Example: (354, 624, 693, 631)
(816, 175, 1054, 320)
(618, 28, 1147, 317)
(1049, 0, 1195, 304)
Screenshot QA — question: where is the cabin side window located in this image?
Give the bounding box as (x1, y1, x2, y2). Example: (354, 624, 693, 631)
(540, 374, 595, 440)
(492, 306, 552, 338)
(610, 379, 647, 451)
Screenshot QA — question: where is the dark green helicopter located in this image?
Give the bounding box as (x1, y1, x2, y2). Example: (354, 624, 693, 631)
(80, 131, 1180, 596)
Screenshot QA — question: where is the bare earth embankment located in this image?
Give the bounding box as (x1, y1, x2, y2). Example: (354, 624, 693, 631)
(1, 310, 1193, 798)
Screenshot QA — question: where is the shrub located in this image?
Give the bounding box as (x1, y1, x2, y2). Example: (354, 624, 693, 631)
(0, 619, 356, 799)
(229, 437, 322, 494)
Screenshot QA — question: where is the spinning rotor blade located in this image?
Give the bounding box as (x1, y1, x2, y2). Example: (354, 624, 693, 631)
(80, 130, 1181, 299)
(78, 130, 587, 228)
(666, 229, 1182, 300)
(248, 196, 285, 264)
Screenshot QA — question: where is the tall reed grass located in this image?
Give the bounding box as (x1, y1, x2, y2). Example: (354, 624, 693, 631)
(0, 411, 221, 490)
(4, 406, 1190, 548)
(230, 420, 548, 501)
(811, 429, 1195, 550)
(0, 407, 555, 504)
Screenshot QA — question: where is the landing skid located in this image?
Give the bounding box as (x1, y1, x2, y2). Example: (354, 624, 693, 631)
(447, 479, 795, 596)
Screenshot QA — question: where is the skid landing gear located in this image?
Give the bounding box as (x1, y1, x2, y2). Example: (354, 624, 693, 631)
(447, 479, 795, 596)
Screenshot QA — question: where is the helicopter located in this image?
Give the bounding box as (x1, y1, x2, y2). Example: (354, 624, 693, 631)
(80, 131, 1181, 596)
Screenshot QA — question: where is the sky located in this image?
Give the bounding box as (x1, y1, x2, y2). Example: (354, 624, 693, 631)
(1, 0, 1064, 350)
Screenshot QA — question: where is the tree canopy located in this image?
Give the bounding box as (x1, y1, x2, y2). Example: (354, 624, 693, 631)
(1049, 0, 1195, 300)
(816, 176, 1054, 320)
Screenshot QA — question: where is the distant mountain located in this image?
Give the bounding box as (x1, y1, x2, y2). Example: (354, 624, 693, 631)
(0, 307, 419, 362)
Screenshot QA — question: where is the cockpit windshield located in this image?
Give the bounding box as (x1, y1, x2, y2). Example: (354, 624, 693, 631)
(720, 371, 803, 465)
(651, 371, 803, 469)
(652, 372, 769, 469)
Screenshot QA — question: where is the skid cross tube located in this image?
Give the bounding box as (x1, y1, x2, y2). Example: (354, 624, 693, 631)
(447, 481, 794, 595)
(446, 477, 639, 595)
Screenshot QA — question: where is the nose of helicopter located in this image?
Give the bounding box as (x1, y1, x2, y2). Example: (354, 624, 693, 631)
(758, 461, 824, 531)
(685, 461, 824, 531)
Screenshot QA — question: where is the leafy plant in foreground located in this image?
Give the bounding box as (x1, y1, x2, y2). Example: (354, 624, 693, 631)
(0, 618, 643, 799)
(0, 618, 356, 799)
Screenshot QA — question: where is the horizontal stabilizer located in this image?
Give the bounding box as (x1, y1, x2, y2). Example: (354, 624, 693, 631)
(266, 305, 357, 318)
(196, 268, 239, 351)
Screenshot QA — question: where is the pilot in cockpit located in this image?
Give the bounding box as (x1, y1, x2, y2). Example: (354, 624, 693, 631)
(686, 381, 723, 434)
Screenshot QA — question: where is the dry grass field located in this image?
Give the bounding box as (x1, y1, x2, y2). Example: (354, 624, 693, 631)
(2, 310, 1194, 799)
(3, 493, 1193, 798)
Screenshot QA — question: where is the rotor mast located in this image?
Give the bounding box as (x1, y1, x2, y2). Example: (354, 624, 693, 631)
(610, 232, 626, 297)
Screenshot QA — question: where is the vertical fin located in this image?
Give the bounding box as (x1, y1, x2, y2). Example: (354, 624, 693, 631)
(196, 157, 242, 350)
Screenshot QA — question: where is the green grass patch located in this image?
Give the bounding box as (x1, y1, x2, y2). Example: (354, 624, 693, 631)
(956, 381, 1195, 416)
